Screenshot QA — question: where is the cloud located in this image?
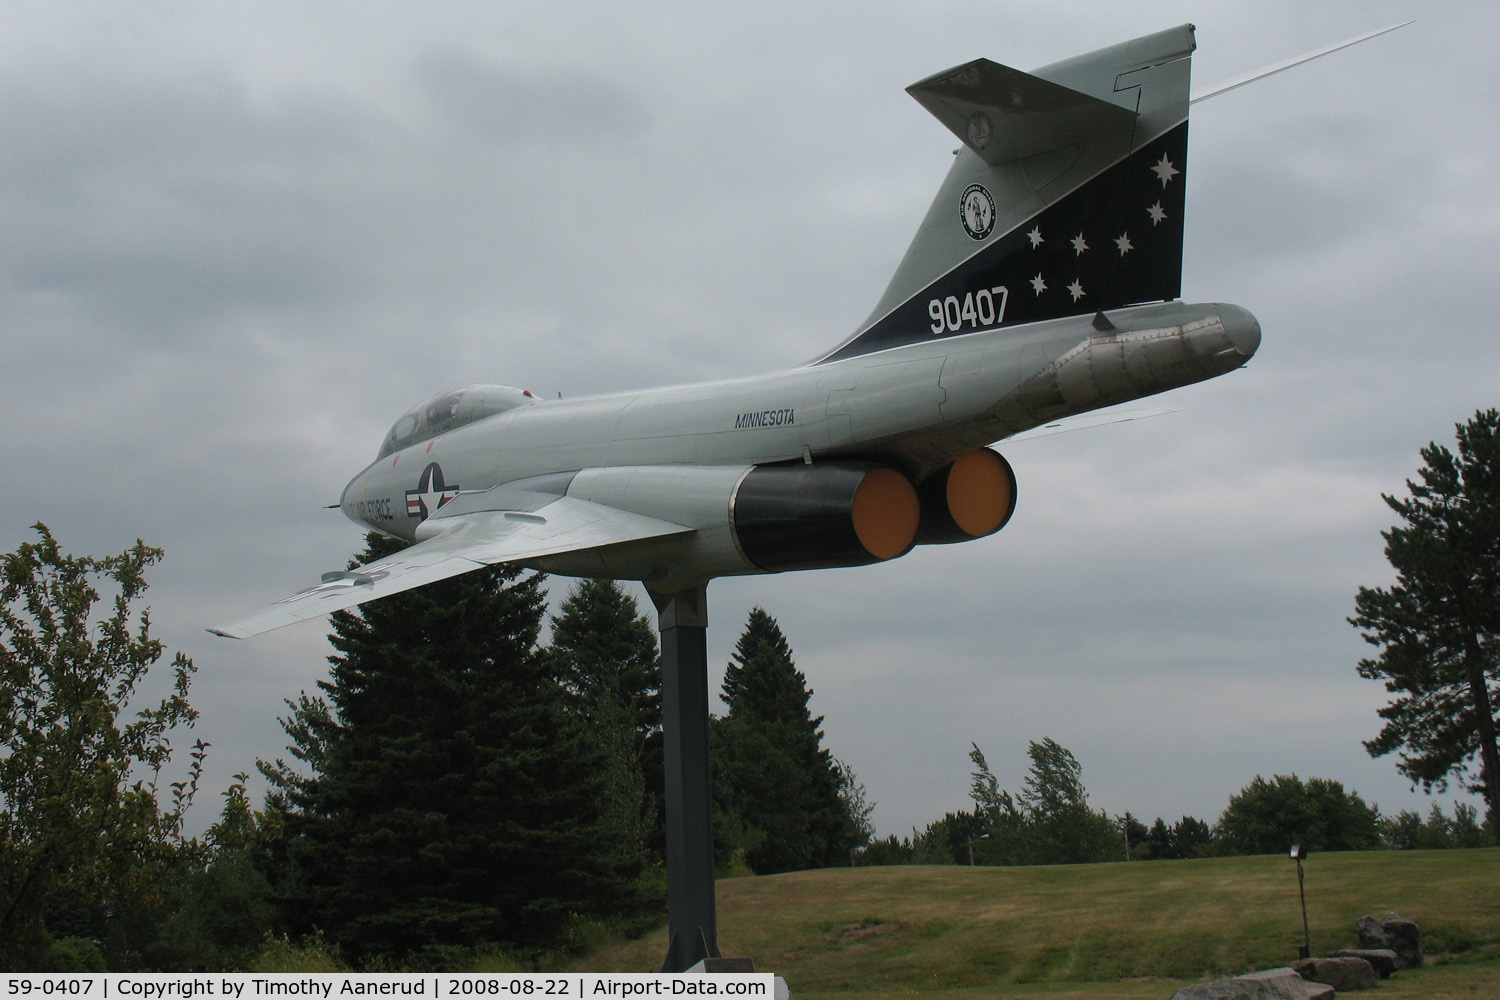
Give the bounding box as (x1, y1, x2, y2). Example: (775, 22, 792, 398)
(0, 2, 1491, 841)
(413, 45, 651, 149)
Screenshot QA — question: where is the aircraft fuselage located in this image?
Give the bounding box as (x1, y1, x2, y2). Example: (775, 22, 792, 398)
(341, 298, 1258, 590)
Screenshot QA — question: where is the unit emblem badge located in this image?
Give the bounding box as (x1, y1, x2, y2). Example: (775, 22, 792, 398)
(960, 184, 996, 240)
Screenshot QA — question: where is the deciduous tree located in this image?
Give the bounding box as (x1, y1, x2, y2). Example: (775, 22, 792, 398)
(967, 743, 1025, 865)
(1, 525, 201, 971)
(967, 738, 1117, 865)
(115, 774, 279, 972)
(1351, 409, 1500, 841)
(1215, 774, 1380, 855)
(836, 758, 876, 850)
(1015, 737, 1119, 864)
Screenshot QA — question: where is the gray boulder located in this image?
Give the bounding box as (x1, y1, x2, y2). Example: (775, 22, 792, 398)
(1169, 968, 1334, 1000)
(1328, 947, 1399, 978)
(1292, 956, 1379, 991)
(1357, 912, 1424, 969)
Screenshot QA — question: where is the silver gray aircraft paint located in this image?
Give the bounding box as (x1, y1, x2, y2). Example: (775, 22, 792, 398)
(211, 22, 1401, 640)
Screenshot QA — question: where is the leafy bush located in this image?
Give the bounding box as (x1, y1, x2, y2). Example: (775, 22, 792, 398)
(48, 938, 105, 973)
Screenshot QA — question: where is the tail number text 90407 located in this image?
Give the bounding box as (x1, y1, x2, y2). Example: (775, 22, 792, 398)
(928, 287, 1008, 336)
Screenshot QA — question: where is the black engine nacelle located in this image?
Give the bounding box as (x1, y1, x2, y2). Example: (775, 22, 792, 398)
(914, 448, 1017, 546)
(732, 462, 920, 572)
(539, 452, 1015, 589)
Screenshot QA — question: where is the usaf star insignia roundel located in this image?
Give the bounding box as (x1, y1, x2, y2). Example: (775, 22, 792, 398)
(405, 462, 461, 520)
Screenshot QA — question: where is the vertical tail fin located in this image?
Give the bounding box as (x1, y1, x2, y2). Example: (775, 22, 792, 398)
(820, 24, 1196, 363)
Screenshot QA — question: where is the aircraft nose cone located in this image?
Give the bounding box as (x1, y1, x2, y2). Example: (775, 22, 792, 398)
(1218, 303, 1262, 360)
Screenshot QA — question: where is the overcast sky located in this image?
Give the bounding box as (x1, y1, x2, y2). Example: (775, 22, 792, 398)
(3, 0, 1493, 843)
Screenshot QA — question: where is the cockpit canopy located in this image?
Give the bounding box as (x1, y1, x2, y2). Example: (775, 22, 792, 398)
(378, 384, 537, 459)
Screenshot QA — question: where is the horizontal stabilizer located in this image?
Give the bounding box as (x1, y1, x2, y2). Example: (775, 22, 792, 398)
(1002, 407, 1178, 443)
(823, 25, 1195, 363)
(908, 59, 1137, 165)
(209, 492, 690, 638)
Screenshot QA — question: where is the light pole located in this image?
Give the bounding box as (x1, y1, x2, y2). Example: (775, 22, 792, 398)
(1290, 844, 1311, 960)
(968, 833, 990, 866)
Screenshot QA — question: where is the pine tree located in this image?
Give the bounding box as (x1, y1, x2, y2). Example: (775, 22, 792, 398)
(1171, 816, 1214, 858)
(713, 608, 862, 873)
(1145, 817, 1174, 859)
(262, 535, 642, 966)
(1139, 815, 1212, 860)
(1119, 812, 1149, 861)
(548, 579, 660, 741)
(1351, 409, 1500, 840)
(545, 578, 663, 861)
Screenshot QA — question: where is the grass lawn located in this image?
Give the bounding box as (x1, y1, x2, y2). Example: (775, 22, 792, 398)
(572, 849, 1500, 997)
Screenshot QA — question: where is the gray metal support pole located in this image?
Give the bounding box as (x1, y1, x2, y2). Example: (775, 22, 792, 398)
(650, 583, 720, 973)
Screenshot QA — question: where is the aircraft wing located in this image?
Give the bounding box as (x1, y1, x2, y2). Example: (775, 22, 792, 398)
(208, 492, 691, 639)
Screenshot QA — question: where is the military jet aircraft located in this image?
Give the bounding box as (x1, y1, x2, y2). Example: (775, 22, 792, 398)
(211, 22, 1400, 640)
